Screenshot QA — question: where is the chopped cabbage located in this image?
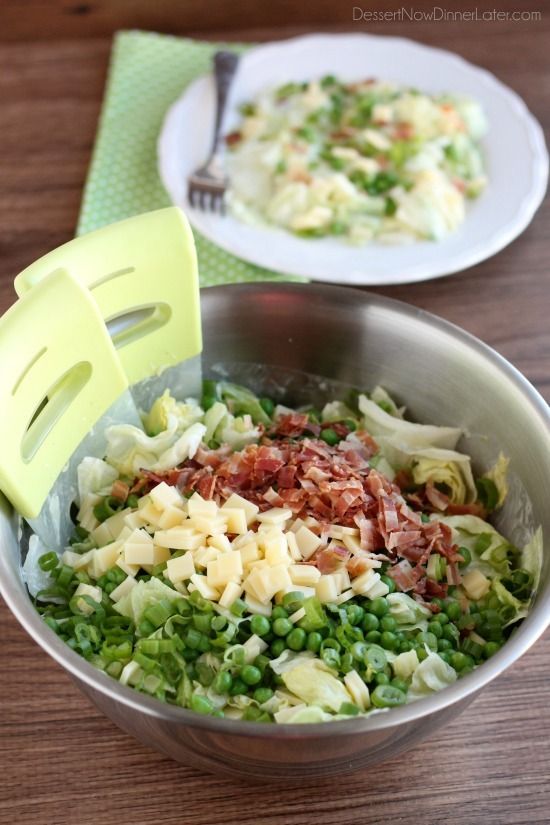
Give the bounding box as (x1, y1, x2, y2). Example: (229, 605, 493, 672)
(142, 390, 203, 436)
(281, 659, 352, 712)
(378, 439, 476, 504)
(387, 592, 431, 630)
(104, 420, 206, 475)
(358, 395, 462, 450)
(483, 453, 510, 508)
(409, 652, 457, 699)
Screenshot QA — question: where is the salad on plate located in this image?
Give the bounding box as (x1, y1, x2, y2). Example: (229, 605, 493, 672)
(25, 381, 540, 724)
(226, 76, 488, 244)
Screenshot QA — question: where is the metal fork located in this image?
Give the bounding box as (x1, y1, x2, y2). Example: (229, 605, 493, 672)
(188, 50, 240, 213)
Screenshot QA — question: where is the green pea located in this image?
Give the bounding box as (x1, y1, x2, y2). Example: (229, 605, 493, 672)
(398, 640, 412, 653)
(437, 638, 453, 652)
(380, 615, 397, 632)
(270, 639, 286, 657)
(438, 651, 453, 664)
(320, 428, 340, 446)
(380, 575, 396, 593)
(253, 687, 274, 704)
(428, 621, 443, 638)
(272, 617, 293, 637)
(435, 612, 450, 625)
(390, 677, 408, 694)
(451, 651, 469, 671)
(306, 631, 323, 653)
(380, 631, 398, 650)
(250, 615, 271, 637)
(483, 641, 501, 659)
(213, 671, 232, 694)
(241, 665, 262, 686)
(271, 606, 289, 620)
(362, 613, 380, 633)
(369, 598, 389, 618)
(343, 418, 357, 431)
(444, 601, 462, 622)
(190, 694, 214, 715)
(287, 627, 307, 651)
(345, 604, 365, 626)
(365, 630, 381, 644)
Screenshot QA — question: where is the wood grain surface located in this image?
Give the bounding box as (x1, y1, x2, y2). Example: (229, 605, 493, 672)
(1, 4, 549, 823)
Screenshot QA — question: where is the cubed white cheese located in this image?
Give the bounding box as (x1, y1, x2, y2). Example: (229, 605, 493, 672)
(109, 575, 137, 602)
(154, 527, 204, 550)
(220, 507, 248, 535)
(149, 481, 183, 510)
(243, 564, 292, 604)
(189, 574, 220, 601)
(218, 580, 243, 608)
(208, 534, 232, 553)
(157, 505, 187, 530)
(187, 493, 217, 517)
(334, 588, 355, 605)
(123, 529, 155, 566)
(221, 493, 260, 526)
(238, 541, 262, 567)
(289, 564, 321, 587)
(316, 574, 341, 603)
(263, 532, 291, 567)
(462, 569, 490, 601)
(342, 534, 364, 555)
(285, 531, 302, 561)
(256, 507, 293, 526)
(90, 521, 113, 549)
(166, 551, 196, 583)
(294, 525, 322, 560)
(123, 510, 144, 530)
(92, 540, 123, 576)
(194, 546, 221, 568)
(244, 593, 272, 616)
(189, 515, 228, 536)
(138, 499, 165, 528)
(206, 551, 244, 589)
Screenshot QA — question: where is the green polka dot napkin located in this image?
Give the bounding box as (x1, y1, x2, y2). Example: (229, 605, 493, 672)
(77, 30, 305, 286)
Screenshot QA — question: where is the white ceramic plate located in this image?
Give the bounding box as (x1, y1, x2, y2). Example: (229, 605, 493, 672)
(158, 33, 548, 285)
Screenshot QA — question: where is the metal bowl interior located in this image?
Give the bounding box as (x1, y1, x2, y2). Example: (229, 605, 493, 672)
(1, 283, 549, 779)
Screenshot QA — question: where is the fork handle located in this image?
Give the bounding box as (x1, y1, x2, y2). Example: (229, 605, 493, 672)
(212, 50, 240, 155)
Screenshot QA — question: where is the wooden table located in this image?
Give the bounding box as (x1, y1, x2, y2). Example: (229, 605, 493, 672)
(1, 5, 549, 823)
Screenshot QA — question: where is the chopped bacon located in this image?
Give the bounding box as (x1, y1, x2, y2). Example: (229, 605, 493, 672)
(425, 482, 450, 511)
(446, 563, 462, 586)
(347, 555, 372, 577)
(277, 465, 297, 488)
(446, 502, 487, 518)
(197, 473, 216, 500)
(194, 444, 232, 468)
(314, 544, 351, 574)
(387, 559, 419, 592)
(393, 122, 414, 141)
(263, 486, 285, 507)
(111, 479, 129, 502)
(270, 413, 310, 439)
(225, 131, 242, 146)
(354, 515, 382, 551)
(424, 579, 448, 599)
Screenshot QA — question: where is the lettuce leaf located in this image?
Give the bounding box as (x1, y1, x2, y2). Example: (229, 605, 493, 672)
(281, 659, 352, 712)
(113, 577, 179, 622)
(105, 421, 206, 476)
(439, 515, 514, 576)
(409, 652, 457, 699)
(359, 394, 462, 450)
(521, 527, 543, 592)
(387, 592, 431, 631)
(482, 453, 509, 508)
(142, 390, 203, 436)
(378, 439, 476, 504)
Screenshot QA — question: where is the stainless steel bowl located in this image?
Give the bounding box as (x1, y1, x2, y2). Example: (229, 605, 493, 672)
(1, 283, 549, 780)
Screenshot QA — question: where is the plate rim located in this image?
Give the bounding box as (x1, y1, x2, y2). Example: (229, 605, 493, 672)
(158, 31, 549, 286)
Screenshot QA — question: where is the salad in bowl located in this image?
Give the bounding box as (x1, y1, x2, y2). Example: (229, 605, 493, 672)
(24, 381, 540, 725)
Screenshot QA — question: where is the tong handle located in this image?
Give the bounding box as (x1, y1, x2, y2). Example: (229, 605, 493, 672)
(0, 270, 128, 519)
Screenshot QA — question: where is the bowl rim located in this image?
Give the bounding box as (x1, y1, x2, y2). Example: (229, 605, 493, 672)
(1, 282, 549, 738)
